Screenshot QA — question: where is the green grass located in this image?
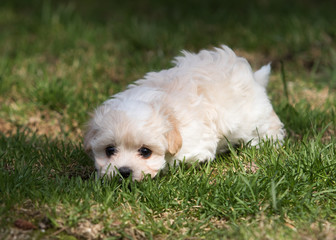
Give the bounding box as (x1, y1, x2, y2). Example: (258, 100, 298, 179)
(0, 0, 336, 239)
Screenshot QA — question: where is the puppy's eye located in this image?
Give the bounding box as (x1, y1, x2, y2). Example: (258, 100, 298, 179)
(105, 146, 117, 157)
(138, 147, 152, 159)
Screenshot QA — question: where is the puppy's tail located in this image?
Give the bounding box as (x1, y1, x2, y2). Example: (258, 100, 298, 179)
(254, 63, 271, 88)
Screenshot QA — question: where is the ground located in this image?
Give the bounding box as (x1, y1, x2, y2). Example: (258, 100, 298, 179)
(0, 0, 336, 239)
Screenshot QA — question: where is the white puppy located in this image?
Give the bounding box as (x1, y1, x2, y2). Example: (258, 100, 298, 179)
(84, 45, 285, 181)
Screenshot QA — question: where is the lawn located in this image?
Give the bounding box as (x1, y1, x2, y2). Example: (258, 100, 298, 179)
(0, 0, 336, 239)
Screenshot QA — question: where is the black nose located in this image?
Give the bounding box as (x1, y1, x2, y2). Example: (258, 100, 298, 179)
(118, 167, 132, 179)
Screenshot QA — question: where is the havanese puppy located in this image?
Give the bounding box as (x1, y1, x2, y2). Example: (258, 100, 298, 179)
(84, 45, 285, 181)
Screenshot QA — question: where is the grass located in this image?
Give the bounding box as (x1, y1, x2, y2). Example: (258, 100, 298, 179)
(0, 0, 336, 239)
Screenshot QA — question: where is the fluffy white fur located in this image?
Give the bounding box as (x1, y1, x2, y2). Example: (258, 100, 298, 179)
(84, 45, 285, 181)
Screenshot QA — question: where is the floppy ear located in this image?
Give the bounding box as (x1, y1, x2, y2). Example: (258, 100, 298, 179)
(165, 115, 182, 155)
(166, 127, 182, 155)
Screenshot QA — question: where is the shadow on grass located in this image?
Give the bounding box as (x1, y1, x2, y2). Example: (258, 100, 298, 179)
(277, 101, 335, 141)
(0, 128, 94, 180)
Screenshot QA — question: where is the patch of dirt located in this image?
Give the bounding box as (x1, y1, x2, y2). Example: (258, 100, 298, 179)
(0, 107, 83, 142)
(286, 83, 335, 142)
(299, 221, 336, 240)
(0, 228, 33, 240)
(288, 83, 331, 110)
(24, 110, 82, 140)
(322, 127, 336, 143)
(244, 161, 259, 174)
(49, 202, 143, 239)
(0, 118, 16, 136)
(69, 219, 104, 240)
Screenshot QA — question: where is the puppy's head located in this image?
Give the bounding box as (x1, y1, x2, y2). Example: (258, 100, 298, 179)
(84, 100, 182, 181)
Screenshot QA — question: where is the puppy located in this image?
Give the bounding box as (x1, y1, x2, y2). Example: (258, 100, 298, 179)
(84, 45, 285, 181)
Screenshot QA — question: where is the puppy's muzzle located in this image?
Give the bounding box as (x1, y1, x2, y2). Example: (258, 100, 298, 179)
(118, 167, 132, 179)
